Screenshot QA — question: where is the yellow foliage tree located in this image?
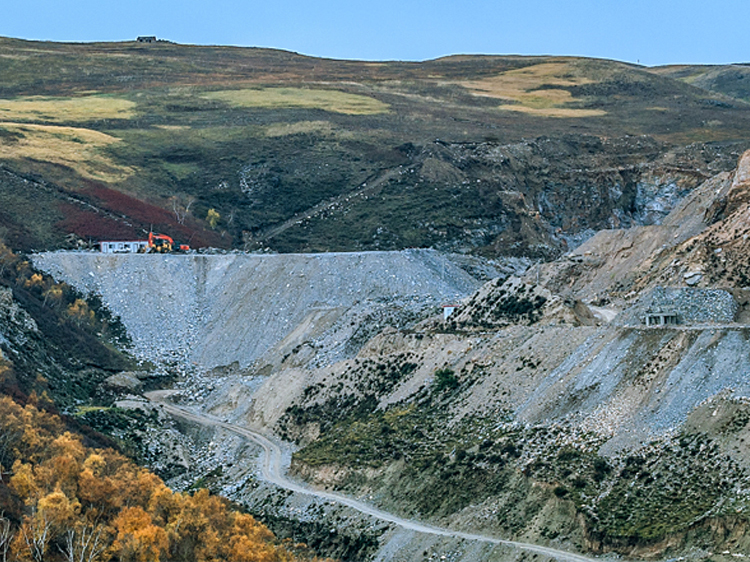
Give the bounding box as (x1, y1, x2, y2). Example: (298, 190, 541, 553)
(9, 461, 39, 500)
(13, 488, 80, 562)
(67, 299, 95, 326)
(0, 396, 308, 562)
(227, 513, 280, 562)
(42, 284, 63, 306)
(24, 273, 44, 289)
(112, 507, 169, 562)
(206, 208, 220, 229)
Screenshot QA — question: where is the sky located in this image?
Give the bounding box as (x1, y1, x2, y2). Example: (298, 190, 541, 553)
(3, 0, 749, 67)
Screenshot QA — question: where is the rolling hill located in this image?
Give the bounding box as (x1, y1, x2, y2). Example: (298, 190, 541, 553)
(1, 37, 750, 256)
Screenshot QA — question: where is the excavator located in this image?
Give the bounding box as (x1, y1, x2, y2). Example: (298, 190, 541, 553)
(145, 232, 190, 253)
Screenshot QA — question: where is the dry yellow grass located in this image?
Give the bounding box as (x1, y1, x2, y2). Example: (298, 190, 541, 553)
(0, 95, 135, 124)
(499, 105, 608, 118)
(0, 122, 134, 182)
(461, 62, 607, 118)
(202, 87, 390, 115)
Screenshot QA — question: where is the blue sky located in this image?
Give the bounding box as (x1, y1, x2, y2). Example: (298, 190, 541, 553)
(3, 0, 748, 66)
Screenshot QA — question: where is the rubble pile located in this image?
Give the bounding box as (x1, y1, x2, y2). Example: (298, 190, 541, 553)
(32, 249, 483, 371)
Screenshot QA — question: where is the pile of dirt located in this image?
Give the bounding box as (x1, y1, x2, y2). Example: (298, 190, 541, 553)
(32, 249, 484, 371)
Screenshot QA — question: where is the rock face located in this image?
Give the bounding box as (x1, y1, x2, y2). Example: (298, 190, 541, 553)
(32, 250, 483, 370)
(104, 371, 144, 392)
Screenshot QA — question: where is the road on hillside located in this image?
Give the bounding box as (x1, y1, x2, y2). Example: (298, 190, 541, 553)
(146, 391, 598, 562)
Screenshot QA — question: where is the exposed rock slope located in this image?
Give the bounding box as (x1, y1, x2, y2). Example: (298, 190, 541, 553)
(529, 149, 750, 305)
(230, 152, 750, 558)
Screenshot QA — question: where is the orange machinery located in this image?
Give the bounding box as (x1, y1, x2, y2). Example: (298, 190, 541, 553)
(147, 232, 190, 253)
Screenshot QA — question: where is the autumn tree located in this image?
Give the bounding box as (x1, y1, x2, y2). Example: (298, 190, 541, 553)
(24, 274, 44, 290)
(66, 299, 95, 327)
(42, 284, 64, 307)
(206, 209, 220, 229)
(59, 522, 111, 562)
(0, 396, 309, 562)
(226, 513, 281, 562)
(14, 489, 79, 562)
(112, 507, 168, 562)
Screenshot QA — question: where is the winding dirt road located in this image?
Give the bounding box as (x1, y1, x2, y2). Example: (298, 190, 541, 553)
(146, 391, 598, 562)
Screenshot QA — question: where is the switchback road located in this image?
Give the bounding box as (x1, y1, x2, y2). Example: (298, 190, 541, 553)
(146, 391, 598, 562)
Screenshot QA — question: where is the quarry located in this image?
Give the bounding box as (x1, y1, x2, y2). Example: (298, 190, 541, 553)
(5, 35, 750, 562)
(27, 148, 750, 560)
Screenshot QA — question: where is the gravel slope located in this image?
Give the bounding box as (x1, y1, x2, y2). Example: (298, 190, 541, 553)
(32, 249, 482, 370)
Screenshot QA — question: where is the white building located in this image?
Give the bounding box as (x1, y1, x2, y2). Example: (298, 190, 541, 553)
(443, 304, 460, 321)
(99, 241, 148, 253)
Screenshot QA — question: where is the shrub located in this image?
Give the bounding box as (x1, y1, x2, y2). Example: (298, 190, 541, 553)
(433, 368, 459, 392)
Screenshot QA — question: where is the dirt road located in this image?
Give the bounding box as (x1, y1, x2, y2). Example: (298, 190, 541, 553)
(146, 391, 599, 562)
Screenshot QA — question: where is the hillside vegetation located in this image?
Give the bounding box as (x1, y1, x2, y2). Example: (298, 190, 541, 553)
(0, 241, 328, 562)
(1, 37, 749, 255)
(0, 393, 325, 562)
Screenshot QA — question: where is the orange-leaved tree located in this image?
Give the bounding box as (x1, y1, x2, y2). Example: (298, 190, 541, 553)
(0, 396, 318, 562)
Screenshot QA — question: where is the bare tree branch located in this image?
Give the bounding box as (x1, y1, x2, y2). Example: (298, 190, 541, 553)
(59, 523, 109, 562)
(0, 514, 13, 562)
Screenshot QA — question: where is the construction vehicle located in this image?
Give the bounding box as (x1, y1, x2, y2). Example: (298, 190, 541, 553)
(145, 232, 190, 253)
(99, 232, 190, 253)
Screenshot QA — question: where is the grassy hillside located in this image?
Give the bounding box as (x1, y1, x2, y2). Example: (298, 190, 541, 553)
(1, 37, 750, 254)
(651, 64, 750, 103)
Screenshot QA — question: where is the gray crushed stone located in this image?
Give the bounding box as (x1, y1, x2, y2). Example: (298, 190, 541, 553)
(32, 249, 485, 371)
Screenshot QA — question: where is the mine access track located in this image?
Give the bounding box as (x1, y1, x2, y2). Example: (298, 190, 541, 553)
(147, 391, 600, 562)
